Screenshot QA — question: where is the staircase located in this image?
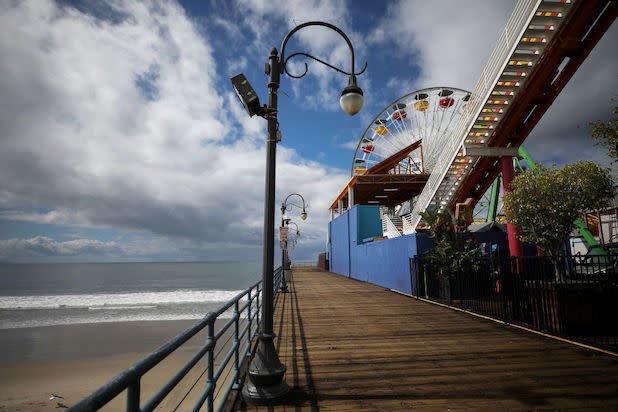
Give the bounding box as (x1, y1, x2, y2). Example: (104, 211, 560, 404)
(382, 214, 403, 238)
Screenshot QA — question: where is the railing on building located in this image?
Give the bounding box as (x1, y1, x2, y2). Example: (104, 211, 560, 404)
(382, 214, 402, 238)
(410, 255, 618, 352)
(67, 267, 284, 412)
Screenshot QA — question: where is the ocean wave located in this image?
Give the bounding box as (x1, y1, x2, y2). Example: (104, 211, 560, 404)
(87, 305, 158, 310)
(0, 289, 244, 310)
(0, 311, 242, 329)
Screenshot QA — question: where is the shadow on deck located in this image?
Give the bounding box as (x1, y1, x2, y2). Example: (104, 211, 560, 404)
(234, 267, 618, 411)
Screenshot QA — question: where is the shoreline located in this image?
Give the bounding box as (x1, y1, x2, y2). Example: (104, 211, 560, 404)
(0, 319, 202, 366)
(0, 318, 238, 411)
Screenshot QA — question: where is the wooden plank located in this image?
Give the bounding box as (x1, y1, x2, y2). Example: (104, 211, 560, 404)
(235, 268, 618, 410)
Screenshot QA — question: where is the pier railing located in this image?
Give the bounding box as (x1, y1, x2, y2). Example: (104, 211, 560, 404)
(410, 255, 618, 351)
(67, 266, 284, 412)
(290, 260, 317, 267)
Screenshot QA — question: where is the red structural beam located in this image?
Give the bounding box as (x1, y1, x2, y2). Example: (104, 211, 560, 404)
(453, 0, 617, 211)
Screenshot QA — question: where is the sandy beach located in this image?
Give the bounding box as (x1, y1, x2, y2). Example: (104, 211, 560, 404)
(0, 319, 239, 411)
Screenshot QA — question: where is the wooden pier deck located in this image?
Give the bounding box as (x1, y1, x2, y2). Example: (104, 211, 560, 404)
(234, 267, 618, 411)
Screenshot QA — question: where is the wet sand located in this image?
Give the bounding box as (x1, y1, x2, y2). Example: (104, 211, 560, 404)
(0, 319, 239, 411)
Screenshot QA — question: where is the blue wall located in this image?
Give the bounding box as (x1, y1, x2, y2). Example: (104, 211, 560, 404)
(328, 206, 433, 294)
(351, 233, 431, 293)
(329, 210, 350, 277)
(328, 205, 513, 294)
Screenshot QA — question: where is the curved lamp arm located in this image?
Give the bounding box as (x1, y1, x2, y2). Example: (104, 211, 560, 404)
(279, 21, 366, 78)
(278, 21, 366, 116)
(282, 52, 368, 79)
(283, 193, 306, 208)
(286, 221, 300, 237)
(282, 193, 307, 220)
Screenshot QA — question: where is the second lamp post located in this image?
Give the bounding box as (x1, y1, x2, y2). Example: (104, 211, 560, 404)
(280, 193, 307, 292)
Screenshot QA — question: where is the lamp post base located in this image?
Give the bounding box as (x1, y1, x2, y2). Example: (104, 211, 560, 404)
(242, 333, 289, 405)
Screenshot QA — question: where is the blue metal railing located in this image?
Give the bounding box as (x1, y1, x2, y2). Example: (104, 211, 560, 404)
(68, 266, 284, 412)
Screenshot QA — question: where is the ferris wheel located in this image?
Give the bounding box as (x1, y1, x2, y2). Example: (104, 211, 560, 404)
(351, 87, 471, 177)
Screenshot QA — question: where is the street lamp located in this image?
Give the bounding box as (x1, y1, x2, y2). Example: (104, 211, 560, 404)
(287, 221, 300, 238)
(285, 220, 300, 253)
(230, 21, 366, 405)
(280, 193, 308, 293)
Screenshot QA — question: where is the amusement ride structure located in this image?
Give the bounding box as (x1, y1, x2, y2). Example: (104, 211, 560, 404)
(330, 0, 616, 252)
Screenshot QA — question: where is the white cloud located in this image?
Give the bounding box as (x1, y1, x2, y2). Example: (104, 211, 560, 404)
(368, 0, 515, 91)
(0, 236, 122, 260)
(386, 77, 415, 92)
(339, 139, 360, 151)
(0, 0, 347, 262)
(524, 22, 618, 167)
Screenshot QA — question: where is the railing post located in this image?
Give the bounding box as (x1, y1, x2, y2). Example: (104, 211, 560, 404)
(246, 288, 253, 357)
(126, 380, 140, 412)
(206, 323, 215, 412)
(448, 272, 453, 306)
(457, 270, 463, 309)
(233, 300, 241, 389)
(256, 284, 261, 327)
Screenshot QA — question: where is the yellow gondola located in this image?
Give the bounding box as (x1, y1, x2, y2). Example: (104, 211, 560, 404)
(374, 126, 388, 135)
(414, 101, 428, 111)
(353, 166, 367, 175)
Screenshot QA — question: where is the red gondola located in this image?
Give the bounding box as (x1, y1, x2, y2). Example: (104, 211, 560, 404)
(393, 111, 407, 120)
(361, 145, 374, 154)
(439, 97, 455, 108)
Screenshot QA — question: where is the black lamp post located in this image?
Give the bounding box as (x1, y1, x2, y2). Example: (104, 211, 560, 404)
(280, 193, 307, 292)
(231, 21, 366, 405)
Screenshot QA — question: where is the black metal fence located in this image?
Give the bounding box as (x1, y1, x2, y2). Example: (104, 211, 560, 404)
(410, 254, 618, 351)
(67, 266, 284, 412)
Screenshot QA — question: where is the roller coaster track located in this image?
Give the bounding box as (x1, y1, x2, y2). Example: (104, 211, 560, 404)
(407, 0, 617, 232)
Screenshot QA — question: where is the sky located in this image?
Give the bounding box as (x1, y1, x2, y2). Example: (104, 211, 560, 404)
(0, 0, 616, 263)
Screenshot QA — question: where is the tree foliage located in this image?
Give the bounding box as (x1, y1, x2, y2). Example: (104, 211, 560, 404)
(590, 106, 618, 163)
(504, 161, 614, 279)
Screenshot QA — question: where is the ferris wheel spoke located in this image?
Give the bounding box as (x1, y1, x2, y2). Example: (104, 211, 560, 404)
(397, 104, 419, 147)
(385, 112, 409, 149)
(414, 108, 427, 153)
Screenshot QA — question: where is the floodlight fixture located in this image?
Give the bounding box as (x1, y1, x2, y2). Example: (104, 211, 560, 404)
(230, 73, 261, 117)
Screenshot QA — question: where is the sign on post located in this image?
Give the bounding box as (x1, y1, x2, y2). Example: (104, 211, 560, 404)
(279, 227, 288, 249)
(279, 227, 288, 241)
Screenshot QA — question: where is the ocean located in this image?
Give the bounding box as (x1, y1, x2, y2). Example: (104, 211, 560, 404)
(0, 262, 261, 329)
